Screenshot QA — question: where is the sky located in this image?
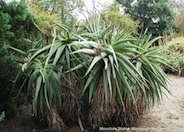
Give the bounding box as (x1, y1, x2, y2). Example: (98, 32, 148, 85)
(76, 0, 113, 20)
(84, 0, 113, 11)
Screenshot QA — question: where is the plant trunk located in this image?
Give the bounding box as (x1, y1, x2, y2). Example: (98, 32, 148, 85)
(47, 107, 65, 132)
(89, 77, 116, 127)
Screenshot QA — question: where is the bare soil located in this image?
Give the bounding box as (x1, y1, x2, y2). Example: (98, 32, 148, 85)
(0, 74, 183, 132)
(136, 74, 184, 132)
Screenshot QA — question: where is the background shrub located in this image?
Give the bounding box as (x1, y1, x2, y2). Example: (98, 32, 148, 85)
(0, 1, 41, 118)
(162, 37, 184, 74)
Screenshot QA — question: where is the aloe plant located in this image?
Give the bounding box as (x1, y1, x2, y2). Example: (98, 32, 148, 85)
(70, 13, 169, 127)
(11, 23, 88, 131)
(11, 10, 169, 131)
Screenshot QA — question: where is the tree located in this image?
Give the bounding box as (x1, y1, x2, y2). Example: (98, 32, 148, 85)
(0, 4, 18, 117)
(101, 2, 139, 34)
(175, 11, 184, 35)
(168, 0, 184, 35)
(168, 0, 184, 15)
(0, 0, 40, 118)
(117, 0, 174, 37)
(21, 0, 84, 28)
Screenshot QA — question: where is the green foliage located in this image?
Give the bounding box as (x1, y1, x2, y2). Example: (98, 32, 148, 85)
(0, 111, 5, 122)
(27, 2, 60, 29)
(0, 12, 12, 55)
(101, 3, 139, 34)
(162, 37, 184, 72)
(117, 0, 174, 37)
(26, 0, 84, 14)
(3, 1, 40, 50)
(175, 10, 184, 35)
(0, 0, 41, 118)
(23, 0, 84, 30)
(168, 0, 184, 35)
(178, 55, 184, 70)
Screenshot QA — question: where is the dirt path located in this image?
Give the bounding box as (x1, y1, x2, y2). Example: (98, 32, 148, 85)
(136, 74, 184, 132)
